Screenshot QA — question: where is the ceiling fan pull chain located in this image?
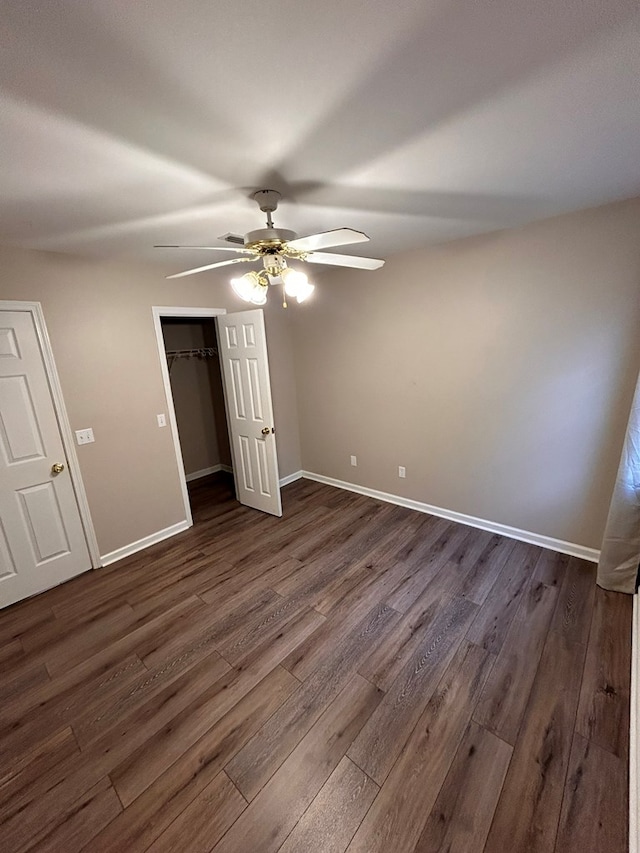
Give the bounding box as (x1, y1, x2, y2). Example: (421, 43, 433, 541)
(282, 283, 288, 309)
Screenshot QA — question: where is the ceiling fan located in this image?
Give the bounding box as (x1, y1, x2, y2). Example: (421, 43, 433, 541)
(155, 190, 385, 306)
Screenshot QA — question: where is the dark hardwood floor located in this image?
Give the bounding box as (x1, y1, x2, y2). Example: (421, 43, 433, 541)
(0, 473, 632, 852)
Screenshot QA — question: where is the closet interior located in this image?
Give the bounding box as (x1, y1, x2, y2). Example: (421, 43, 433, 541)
(161, 317, 234, 517)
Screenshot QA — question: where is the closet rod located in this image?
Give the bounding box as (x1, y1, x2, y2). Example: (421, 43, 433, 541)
(165, 347, 218, 357)
(166, 347, 218, 372)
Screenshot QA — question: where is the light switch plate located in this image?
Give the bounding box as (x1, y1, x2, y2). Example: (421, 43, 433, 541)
(350, 455, 357, 467)
(75, 428, 95, 445)
(398, 466, 406, 478)
(157, 413, 167, 427)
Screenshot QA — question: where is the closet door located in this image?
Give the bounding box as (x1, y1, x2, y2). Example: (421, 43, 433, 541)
(216, 310, 282, 516)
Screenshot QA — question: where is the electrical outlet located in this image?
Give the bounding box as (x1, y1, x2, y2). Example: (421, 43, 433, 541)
(157, 413, 167, 427)
(75, 428, 95, 445)
(398, 466, 406, 478)
(350, 455, 357, 467)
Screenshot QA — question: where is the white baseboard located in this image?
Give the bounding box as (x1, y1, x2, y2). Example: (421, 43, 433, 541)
(186, 464, 235, 482)
(101, 469, 300, 568)
(300, 471, 600, 563)
(100, 520, 191, 567)
(631, 594, 639, 853)
(280, 470, 303, 487)
(185, 464, 223, 482)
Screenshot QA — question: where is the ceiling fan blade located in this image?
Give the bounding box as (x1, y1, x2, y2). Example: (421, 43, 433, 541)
(218, 232, 246, 245)
(166, 257, 257, 280)
(287, 228, 370, 252)
(155, 244, 255, 254)
(305, 251, 385, 270)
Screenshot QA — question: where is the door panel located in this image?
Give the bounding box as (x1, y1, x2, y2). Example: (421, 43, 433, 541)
(247, 359, 263, 419)
(18, 482, 71, 563)
(0, 374, 47, 462)
(0, 310, 91, 608)
(0, 521, 17, 579)
(217, 310, 282, 516)
(230, 359, 246, 419)
(0, 327, 20, 357)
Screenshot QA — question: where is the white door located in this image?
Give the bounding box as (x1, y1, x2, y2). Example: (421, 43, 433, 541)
(216, 310, 282, 516)
(0, 310, 91, 608)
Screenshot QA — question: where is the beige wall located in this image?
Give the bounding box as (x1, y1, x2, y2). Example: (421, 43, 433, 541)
(291, 198, 640, 550)
(2, 196, 637, 560)
(0, 248, 301, 556)
(162, 320, 230, 477)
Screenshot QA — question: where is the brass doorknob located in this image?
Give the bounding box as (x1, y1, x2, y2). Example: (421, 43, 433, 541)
(261, 427, 270, 435)
(51, 463, 65, 475)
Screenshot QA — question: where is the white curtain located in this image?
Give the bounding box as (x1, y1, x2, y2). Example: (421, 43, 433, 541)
(598, 372, 640, 593)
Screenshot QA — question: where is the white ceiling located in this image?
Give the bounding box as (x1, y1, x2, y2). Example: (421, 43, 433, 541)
(1, 0, 639, 269)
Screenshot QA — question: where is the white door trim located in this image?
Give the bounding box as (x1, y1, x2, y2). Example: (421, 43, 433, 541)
(151, 306, 227, 527)
(0, 300, 101, 569)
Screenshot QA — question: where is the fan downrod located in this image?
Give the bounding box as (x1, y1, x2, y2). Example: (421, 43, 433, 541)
(252, 189, 281, 228)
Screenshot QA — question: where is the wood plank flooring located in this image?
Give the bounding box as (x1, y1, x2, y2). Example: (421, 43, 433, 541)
(0, 473, 632, 852)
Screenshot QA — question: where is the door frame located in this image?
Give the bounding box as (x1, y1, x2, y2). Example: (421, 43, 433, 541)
(0, 300, 101, 569)
(152, 306, 227, 527)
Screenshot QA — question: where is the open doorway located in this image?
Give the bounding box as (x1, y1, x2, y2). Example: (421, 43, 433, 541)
(152, 306, 283, 528)
(160, 316, 234, 525)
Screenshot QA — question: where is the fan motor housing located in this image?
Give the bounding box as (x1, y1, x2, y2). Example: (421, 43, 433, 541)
(244, 227, 297, 250)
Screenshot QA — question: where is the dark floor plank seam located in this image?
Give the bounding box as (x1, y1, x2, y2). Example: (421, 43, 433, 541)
(549, 601, 597, 853)
(108, 771, 127, 812)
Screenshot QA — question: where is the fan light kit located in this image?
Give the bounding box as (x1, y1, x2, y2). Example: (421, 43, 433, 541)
(156, 190, 385, 307)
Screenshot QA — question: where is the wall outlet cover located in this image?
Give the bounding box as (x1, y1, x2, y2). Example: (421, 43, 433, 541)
(75, 428, 95, 445)
(398, 466, 406, 478)
(350, 455, 357, 466)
